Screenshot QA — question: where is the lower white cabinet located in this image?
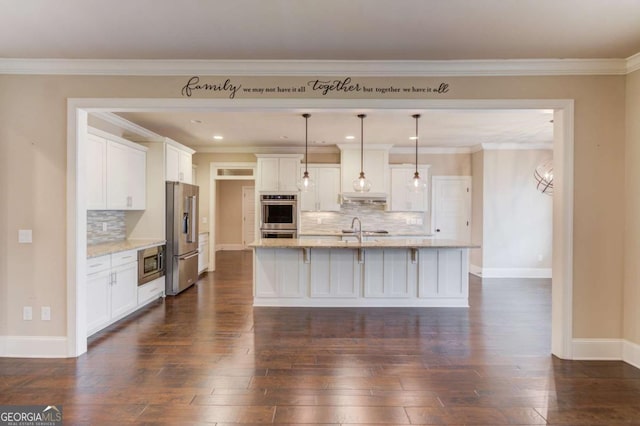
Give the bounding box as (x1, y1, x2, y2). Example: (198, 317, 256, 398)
(86, 249, 139, 337)
(254, 248, 305, 298)
(309, 249, 360, 298)
(137, 276, 165, 307)
(198, 232, 209, 274)
(363, 248, 417, 298)
(418, 248, 469, 304)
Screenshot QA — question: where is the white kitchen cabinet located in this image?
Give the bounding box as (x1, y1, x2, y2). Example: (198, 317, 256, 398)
(86, 249, 139, 337)
(309, 249, 360, 298)
(86, 255, 111, 334)
(299, 165, 341, 211)
(363, 248, 417, 298)
(338, 145, 391, 194)
(106, 141, 146, 210)
(86, 129, 147, 210)
(418, 248, 469, 305)
(86, 134, 107, 210)
(254, 248, 305, 298)
(137, 276, 165, 307)
(198, 232, 209, 274)
(256, 155, 302, 192)
(166, 143, 193, 183)
(390, 165, 430, 212)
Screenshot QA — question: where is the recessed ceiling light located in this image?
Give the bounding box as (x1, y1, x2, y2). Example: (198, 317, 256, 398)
(409, 136, 418, 140)
(213, 135, 224, 140)
(190, 119, 202, 124)
(345, 135, 355, 140)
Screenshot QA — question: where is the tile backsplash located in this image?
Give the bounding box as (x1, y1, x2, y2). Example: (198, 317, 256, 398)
(301, 204, 428, 234)
(87, 210, 126, 245)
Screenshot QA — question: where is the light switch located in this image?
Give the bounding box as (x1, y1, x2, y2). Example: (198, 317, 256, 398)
(18, 229, 33, 243)
(23, 306, 33, 321)
(41, 306, 51, 321)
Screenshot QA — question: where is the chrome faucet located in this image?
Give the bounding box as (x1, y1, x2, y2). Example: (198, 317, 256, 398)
(351, 216, 363, 243)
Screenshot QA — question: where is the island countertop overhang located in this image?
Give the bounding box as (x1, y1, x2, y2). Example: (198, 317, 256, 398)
(249, 238, 479, 249)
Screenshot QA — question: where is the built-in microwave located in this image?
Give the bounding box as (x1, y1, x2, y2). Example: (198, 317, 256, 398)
(137, 245, 165, 286)
(260, 194, 297, 230)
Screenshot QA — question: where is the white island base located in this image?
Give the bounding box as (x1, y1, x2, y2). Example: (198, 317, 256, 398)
(252, 240, 474, 308)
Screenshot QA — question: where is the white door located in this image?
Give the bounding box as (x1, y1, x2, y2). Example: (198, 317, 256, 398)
(431, 176, 471, 242)
(242, 186, 256, 248)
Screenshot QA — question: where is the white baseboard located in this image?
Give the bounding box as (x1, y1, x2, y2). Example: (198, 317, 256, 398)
(572, 338, 624, 360)
(477, 267, 552, 279)
(0, 336, 69, 358)
(623, 340, 640, 369)
(469, 264, 482, 277)
(572, 338, 640, 369)
(215, 244, 246, 251)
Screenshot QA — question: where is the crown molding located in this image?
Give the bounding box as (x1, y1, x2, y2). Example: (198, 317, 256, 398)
(191, 145, 339, 154)
(91, 111, 162, 139)
(0, 57, 636, 76)
(391, 146, 472, 155)
(470, 142, 553, 152)
(627, 52, 640, 74)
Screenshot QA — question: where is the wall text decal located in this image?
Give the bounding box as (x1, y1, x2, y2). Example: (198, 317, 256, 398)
(180, 76, 450, 99)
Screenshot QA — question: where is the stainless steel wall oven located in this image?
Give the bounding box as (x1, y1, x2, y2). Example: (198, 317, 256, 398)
(260, 193, 297, 231)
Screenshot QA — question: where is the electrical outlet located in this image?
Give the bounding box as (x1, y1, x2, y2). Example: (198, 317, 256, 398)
(23, 306, 33, 321)
(18, 229, 33, 243)
(537, 254, 544, 262)
(102, 222, 108, 232)
(41, 306, 51, 321)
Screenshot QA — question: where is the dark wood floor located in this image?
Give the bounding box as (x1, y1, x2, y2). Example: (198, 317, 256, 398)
(2, 251, 640, 425)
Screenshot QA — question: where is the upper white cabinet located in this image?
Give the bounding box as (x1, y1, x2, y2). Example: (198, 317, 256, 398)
(166, 143, 194, 184)
(256, 155, 302, 192)
(299, 165, 341, 211)
(338, 145, 391, 194)
(390, 165, 431, 212)
(87, 130, 147, 210)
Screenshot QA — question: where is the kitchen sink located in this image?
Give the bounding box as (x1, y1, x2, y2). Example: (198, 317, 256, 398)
(341, 229, 389, 235)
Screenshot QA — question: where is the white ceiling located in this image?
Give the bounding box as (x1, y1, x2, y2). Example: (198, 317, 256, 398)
(2, 0, 640, 60)
(115, 109, 554, 151)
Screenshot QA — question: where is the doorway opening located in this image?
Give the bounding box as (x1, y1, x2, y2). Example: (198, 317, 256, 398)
(67, 98, 573, 359)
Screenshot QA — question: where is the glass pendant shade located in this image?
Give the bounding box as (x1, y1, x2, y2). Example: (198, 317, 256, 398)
(297, 113, 315, 192)
(353, 114, 372, 192)
(298, 170, 315, 192)
(353, 172, 372, 192)
(408, 113, 426, 193)
(408, 171, 427, 193)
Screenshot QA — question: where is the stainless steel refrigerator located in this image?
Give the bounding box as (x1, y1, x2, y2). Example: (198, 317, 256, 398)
(165, 181, 199, 295)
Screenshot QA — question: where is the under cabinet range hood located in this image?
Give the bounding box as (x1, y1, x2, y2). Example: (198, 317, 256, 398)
(341, 192, 388, 204)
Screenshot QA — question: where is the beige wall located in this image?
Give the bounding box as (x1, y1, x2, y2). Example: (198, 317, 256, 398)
(390, 153, 471, 175)
(625, 69, 640, 345)
(0, 74, 628, 343)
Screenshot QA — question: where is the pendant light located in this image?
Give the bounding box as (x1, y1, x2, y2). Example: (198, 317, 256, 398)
(297, 113, 315, 192)
(352, 114, 372, 192)
(409, 113, 427, 192)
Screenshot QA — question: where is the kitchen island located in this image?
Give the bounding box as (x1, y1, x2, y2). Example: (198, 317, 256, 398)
(250, 238, 479, 308)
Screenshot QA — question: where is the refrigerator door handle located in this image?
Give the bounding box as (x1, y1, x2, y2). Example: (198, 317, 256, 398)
(187, 195, 197, 243)
(179, 251, 199, 261)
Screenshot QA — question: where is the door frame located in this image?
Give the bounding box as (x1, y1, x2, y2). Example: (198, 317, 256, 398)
(242, 186, 256, 249)
(67, 98, 573, 360)
(431, 175, 472, 241)
(209, 163, 256, 272)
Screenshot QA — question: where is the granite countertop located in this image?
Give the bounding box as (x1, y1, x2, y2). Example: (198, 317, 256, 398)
(87, 239, 166, 258)
(250, 238, 479, 249)
(298, 231, 434, 237)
